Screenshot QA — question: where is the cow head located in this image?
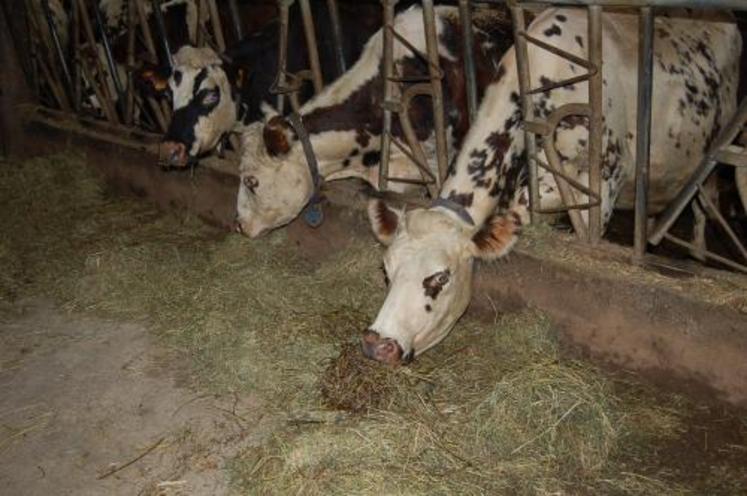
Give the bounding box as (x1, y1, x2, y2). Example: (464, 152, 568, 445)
(142, 46, 244, 167)
(234, 114, 317, 238)
(362, 199, 520, 365)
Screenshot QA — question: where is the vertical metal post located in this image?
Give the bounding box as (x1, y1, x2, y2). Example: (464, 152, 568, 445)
(228, 0, 243, 41)
(94, 3, 126, 100)
(587, 5, 603, 244)
(195, 0, 205, 46)
(378, 0, 397, 192)
(299, 0, 323, 93)
(41, 0, 73, 99)
(421, 0, 448, 185)
(634, 7, 654, 262)
(135, 0, 157, 58)
(326, 0, 346, 78)
(458, 0, 477, 124)
(150, 0, 174, 70)
(275, 0, 291, 114)
(71, 0, 82, 113)
(206, 0, 225, 52)
(125, 0, 137, 125)
(510, 5, 539, 223)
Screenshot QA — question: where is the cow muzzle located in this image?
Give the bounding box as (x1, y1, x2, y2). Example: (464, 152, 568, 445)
(160, 141, 189, 168)
(361, 330, 406, 366)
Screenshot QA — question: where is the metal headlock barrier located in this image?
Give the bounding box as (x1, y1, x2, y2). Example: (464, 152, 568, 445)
(482, 0, 747, 272)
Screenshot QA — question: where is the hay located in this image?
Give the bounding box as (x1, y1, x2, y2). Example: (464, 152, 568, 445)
(2, 152, 744, 495)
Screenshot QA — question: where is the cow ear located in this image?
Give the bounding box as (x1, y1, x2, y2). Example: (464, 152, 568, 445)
(469, 211, 521, 260)
(367, 199, 403, 245)
(137, 66, 171, 95)
(262, 115, 293, 157)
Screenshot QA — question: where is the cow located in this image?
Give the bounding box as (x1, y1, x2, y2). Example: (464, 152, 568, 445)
(362, 7, 743, 365)
(234, 5, 515, 238)
(148, 1, 382, 168)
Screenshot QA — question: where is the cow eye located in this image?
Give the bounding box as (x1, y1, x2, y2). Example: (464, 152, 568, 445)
(243, 175, 259, 193)
(172, 70, 182, 86)
(380, 263, 390, 287)
(435, 270, 450, 285)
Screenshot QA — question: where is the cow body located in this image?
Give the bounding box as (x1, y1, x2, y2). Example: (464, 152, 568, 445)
(234, 5, 514, 238)
(364, 8, 742, 364)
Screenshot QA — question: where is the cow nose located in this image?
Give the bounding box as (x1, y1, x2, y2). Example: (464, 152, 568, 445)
(233, 214, 244, 234)
(160, 141, 187, 167)
(361, 330, 403, 366)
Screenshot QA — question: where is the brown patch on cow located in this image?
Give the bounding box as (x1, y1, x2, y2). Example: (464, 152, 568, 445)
(263, 116, 292, 156)
(422, 270, 450, 300)
(472, 212, 521, 259)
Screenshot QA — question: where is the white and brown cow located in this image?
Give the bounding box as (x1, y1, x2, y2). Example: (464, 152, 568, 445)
(234, 5, 514, 238)
(363, 7, 743, 365)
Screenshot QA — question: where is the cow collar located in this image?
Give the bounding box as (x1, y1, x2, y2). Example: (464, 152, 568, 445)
(431, 197, 475, 227)
(287, 112, 321, 189)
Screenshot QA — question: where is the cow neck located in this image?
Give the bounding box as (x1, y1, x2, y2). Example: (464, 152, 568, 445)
(436, 70, 525, 229)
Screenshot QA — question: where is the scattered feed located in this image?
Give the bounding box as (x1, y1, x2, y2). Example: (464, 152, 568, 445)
(2, 152, 745, 495)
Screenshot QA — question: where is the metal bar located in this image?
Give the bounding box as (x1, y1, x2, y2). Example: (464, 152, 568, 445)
(150, 0, 174, 70)
(195, 0, 205, 46)
(94, 2, 126, 100)
(206, 0, 225, 52)
(696, 185, 747, 263)
(378, 0, 396, 192)
(389, 135, 437, 181)
(227, 0, 243, 40)
(71, 0, 82, 113)
(458, 0, 478, 124)
(388, 28, 444, 78)
(326, 0, 346, 78)
(273, 0, 291, 114)
(135, 0, 157, 59)
(25, 1, 71, 111)
(587, 4, 603, 244)
(510, 5, 539, 223)
(663, 233, 747, 274)
(715, 147, 747, 168)
(79, 56, 116, 123)
(41, 0, 73, 98)
(421, 0, 448, 186)
(125, 0, 137, 125)
(633, 6, 654, 260)
(396, 82, 440, 197)
(528, 73, 593, 95)
(77, 0, 119, 122)
(299, 0, 323, 93)
(522, 32, 595, 69)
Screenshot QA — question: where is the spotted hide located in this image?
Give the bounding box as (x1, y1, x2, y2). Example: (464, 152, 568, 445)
(363, 8, 742, 365)
(234, 5, 513, 238)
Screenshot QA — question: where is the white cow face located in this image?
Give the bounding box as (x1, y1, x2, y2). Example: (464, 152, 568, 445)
(235, 118, 314, 238)
(363, 200, 520, 365)
(159, 47, 239, 167)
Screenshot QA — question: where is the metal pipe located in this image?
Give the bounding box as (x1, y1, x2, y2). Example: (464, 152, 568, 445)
(135, 0, 157, 59)
(378, 0, 397, 192)
(421, 0, 449, 187)
(696, 185, 747, 263)
(227, 0, 243, 40)
(298, 0, 323, 93)
(274, 0, 291, 114)
(458, 0, 477, 124)
(633, 6, 654, 261)
(206, 0, 225, 52)
(150, 0, 174, 70)
(397, 83, 440, 197)
(41, 0, 73, 98)
(76, 0, 119, 122)
(587, 4, 603, 244)
(510, 5, 539, 224)
(326, 0, 346, 78)
(71, 0, 82, 113)
(94, 2, 126, 100)
(649, 96, 747, 244)
(125, 0, 137, 125)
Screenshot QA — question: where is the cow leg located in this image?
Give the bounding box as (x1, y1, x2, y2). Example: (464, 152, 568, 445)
(690, 174, 720, 262)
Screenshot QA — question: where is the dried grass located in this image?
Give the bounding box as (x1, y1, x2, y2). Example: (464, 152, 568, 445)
(2, 152, 742, 495)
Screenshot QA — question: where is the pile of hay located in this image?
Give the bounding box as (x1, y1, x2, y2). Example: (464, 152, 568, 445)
(2, 152, 745, 495)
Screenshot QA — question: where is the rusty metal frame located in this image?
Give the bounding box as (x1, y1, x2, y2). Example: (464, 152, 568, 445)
(510, 1, 603, 243)
(377, 0, 449, 198)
